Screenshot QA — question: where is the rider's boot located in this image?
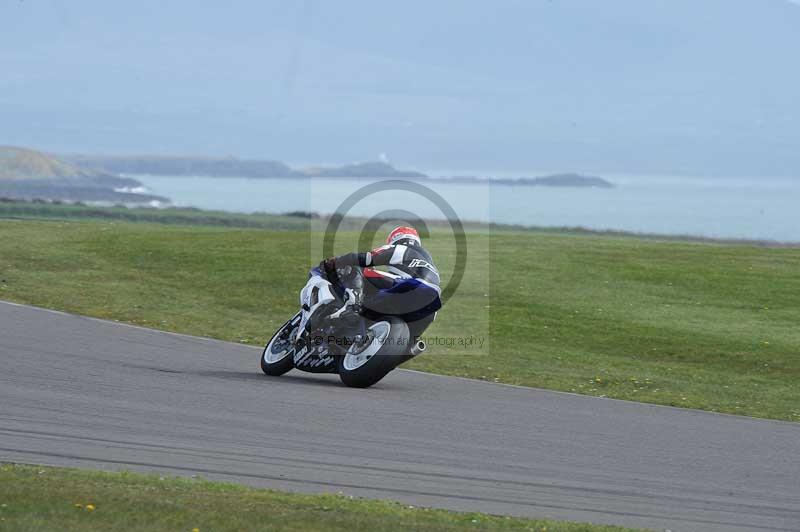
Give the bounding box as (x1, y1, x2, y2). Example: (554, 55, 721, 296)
(329, 266, 363, 322)
(329, 288, 362, 320)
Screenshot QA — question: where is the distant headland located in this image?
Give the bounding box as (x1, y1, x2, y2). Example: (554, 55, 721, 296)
(1, 147, 616, 205)
(64, 155, 428, 180)
(66, 154, 615, 188)
(0, 146, 167, 205)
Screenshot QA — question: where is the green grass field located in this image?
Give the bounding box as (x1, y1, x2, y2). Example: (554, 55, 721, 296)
(1, 209, 799, 421)
(0, 465, 638, 532)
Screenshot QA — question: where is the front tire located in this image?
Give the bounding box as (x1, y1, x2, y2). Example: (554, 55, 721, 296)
(261, 313, 300, 376)
(338, 318, 409, 388)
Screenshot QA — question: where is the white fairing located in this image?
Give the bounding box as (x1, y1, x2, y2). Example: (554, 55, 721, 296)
(295, 274, 336, 340)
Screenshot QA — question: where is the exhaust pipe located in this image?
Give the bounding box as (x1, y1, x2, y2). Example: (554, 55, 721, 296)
(410, 340, 426, 357)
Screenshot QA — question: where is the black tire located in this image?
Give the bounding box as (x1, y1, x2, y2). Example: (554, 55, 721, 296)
(338, 318, 409, 388)
(261, 313, 300, 376)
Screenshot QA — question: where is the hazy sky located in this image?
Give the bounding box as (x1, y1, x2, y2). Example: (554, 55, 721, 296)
(1, 0, 799, 176)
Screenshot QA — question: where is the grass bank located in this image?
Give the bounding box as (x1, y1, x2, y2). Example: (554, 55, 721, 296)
(0, 464, 637, 532)
(1, 211, 798, 421)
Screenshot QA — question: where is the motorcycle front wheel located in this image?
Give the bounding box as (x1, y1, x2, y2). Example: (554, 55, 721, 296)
(338, 317, 409, 388)
(261, 312, 301, 376)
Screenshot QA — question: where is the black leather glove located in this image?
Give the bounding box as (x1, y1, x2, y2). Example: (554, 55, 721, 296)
(319, 257, 337, 280)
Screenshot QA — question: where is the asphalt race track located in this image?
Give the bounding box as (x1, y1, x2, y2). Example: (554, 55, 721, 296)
(1, 300, 799, 531)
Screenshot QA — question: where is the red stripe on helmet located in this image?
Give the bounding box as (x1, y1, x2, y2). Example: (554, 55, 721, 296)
(387, 226, 420, 245)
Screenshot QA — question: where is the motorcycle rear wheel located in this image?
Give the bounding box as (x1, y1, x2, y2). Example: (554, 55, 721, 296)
(338, 317, 409, 388)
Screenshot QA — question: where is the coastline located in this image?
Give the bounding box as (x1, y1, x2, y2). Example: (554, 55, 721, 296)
(1, 198, 797, 247)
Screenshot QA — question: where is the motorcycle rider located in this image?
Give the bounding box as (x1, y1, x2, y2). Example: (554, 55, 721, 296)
(306, 226, 442, 342)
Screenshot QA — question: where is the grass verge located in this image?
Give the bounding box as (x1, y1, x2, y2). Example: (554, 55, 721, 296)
(0, 464, 639, 532)
(1, 210, 799, 421)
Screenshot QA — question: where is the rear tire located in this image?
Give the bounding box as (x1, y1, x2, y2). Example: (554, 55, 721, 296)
(261, 313, 300, 376)
(338, 318, 409, 388)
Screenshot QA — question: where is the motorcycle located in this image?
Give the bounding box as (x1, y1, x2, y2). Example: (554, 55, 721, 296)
(260, 266, 429, 387)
